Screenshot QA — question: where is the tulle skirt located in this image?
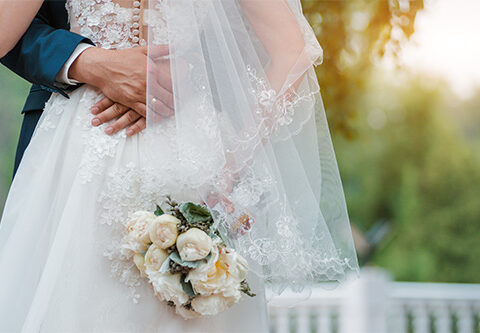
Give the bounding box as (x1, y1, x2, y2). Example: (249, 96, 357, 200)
(0, 85, 269, 332)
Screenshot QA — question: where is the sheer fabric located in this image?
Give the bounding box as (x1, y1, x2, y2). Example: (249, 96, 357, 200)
(146, 0, 359, 293)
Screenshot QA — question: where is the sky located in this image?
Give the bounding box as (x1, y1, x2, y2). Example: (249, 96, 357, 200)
(399, 0, 480, 98)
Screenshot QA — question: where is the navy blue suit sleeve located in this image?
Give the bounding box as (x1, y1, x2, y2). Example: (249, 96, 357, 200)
(0, 11, 94, 97)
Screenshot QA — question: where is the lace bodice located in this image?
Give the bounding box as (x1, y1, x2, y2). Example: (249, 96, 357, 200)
(66, 0, 168, 49)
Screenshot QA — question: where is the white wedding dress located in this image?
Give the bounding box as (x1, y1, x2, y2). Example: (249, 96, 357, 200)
(0, 0, 269, 331)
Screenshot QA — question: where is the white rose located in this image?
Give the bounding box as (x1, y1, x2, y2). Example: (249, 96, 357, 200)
(175, 305, 201, 320)
(133, 253, 146, 276)
(147, 271, 189, 307)
(176, 228, 212, 261)
(124, 211, 155, 252)
(191, 294, 238, 316)
(187, 241, 247, 298)
(144, 244, 169, 272)
(149, 214, 180, 249)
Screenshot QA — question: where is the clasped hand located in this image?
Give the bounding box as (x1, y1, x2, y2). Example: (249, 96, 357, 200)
(69, 45, 173, 136)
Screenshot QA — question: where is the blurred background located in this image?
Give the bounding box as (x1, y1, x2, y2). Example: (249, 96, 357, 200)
(1, 0, 479, 332)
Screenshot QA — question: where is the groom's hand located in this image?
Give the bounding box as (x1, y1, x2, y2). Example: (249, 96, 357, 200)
(69, 45, 174, 123)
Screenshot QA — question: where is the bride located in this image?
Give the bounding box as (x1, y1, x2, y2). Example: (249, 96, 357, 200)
(0, 0, 359, 331)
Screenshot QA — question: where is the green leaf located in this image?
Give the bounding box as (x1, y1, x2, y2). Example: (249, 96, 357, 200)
(169, 250, 204, 269)
(154, 205, 164, 216)
(179, 202, 212, 224)
(159, 255, 172, 274)
(240, 280, 256, 297)
(180, 274, 196, 298)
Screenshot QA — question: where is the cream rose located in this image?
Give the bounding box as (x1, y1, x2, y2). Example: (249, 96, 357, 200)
(176, 228, 212, 262)
(147, 271, 189, 307)
(133, 253, 147, 276)
(191, 294, 238, 316)
(149, 214, 180, 249)
(144, 244, 169, 271)
(124, 211, 155, 252)
(175, 305, 201, 320)
(187, 241, 247, 298)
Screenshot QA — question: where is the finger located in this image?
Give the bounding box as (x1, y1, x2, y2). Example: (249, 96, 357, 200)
(149, 44, 170, 60)
(150, 82, 174, 111)
(92, 103, 129, 127)
(154, 59, 173, 93)
(126, 117, 146, 136)
(148, 96, 173, 118)
(91, 97, 114, 115)
(147, 108, 165, 123)
(132, 103, 147, 117)
(205, 193, 235, 214)
(105, 110, 141, 135)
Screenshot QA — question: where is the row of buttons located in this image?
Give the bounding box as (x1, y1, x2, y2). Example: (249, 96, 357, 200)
(131, 0, 145, 45)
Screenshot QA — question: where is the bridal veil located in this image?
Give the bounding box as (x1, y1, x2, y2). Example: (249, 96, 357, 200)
(146, 0, 359, 293)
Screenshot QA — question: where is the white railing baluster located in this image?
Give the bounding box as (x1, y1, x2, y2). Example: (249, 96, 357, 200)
(455, 302, 473, 333)
(432, 302, 451, 333)
(388, 301, 408, 333)
(315, 306, 331, 333)
(410, 302, 430, 333)
(295, 306, 310, 333)
(273, 307, 290, 333)
(473, 302, 480, 328)
(266, 269, 480, 333)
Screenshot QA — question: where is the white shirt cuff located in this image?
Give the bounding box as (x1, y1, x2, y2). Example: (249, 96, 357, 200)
(55, 43, 95, 85)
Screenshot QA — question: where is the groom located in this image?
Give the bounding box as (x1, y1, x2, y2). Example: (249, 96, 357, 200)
(0, 0, 173, 175)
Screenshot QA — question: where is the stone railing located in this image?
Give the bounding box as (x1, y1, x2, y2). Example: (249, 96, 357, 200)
(267, 268, 480, 333)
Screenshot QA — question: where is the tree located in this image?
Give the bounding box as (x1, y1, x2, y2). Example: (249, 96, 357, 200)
(335, 75, 480, 282)
(302, 0, 424, 137)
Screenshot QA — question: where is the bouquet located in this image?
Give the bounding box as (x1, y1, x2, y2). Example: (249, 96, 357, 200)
(122, 197, 255, 319)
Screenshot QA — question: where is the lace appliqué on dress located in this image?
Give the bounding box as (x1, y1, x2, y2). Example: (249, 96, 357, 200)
(67, 0, 136, 49)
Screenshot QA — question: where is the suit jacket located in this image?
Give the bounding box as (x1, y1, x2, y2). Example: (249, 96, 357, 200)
(0, 0, 93, 174)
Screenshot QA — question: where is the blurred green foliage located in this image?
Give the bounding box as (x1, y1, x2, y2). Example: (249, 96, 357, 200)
(335, 75, 480, 283)
(303, 0, 424, 137)
(304, 0, 480, 282)
(0, 66, 29, 213)
(1, 1, 479, 283)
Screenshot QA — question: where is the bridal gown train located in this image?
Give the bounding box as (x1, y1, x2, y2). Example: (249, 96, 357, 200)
(0, 0, 269, 331)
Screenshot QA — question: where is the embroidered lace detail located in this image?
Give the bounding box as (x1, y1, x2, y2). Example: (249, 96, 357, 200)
(38, 95, 71, 132)
(246, 65, 318, 141)
(234, 197, 354, 285)
(98, 164, 161, 302)
(228, 167, 276, 209)
(97, 163, 189, 302)
(67, 0, 135, 49)
(66, 0, 169, 49)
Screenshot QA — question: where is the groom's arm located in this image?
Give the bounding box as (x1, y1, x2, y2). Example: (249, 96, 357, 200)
(0, 9, 94, 98)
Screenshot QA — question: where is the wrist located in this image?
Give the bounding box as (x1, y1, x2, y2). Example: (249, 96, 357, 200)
(69, 47, 110, 87)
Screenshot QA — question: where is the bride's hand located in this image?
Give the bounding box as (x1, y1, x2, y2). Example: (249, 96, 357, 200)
(90, 98, 146, 137)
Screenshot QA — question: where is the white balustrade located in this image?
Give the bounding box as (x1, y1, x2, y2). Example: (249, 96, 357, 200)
(388, 301, 408, 333)
(410, 301, 430, 333)
(295, 306, 310, 333)
(432, 302, 451, 333)
(315, 306, 332, 333)
(454, 301, 473, 333)
(267, 268, 480, 333)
